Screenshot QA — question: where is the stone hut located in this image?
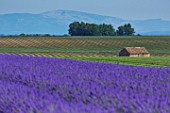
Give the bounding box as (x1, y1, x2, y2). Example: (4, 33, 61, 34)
(119, 47, 150, 57)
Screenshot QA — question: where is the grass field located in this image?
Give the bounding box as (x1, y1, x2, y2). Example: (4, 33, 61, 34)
(57, 56, 170, 67)
(0, 36, 170, 67)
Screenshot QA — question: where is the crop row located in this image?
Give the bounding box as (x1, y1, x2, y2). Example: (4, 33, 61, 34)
(0, 37, 169, 51)
(0, 54, 170, 113)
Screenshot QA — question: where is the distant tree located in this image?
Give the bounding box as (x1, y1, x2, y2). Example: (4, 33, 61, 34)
(85, 23, 100, 36)
(44, 34, 51, 37)
(116, 23, 135, 36)
(99, 24, 116, 36)
(136, 34, 142, 36)
(69, 22, 81, 36)
(68, 22, 115, 36)
(34, 34, 41, 37)
(19, 33, 26, 37)
(124, 23, 135, 36)
(63, 34, 69, 36)
(116, 26, 124, 36)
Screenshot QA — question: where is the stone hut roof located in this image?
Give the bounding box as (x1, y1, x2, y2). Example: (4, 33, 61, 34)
(124, 47, 150, 54)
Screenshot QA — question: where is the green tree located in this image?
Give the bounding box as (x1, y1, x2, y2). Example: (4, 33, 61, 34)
(68, 22, 116, 36)
(99, 24, 116, 36)
(19, 33, 26, 37)
(116, 23, 135, 36)
(68, 22, 80, 36)
(116, 26, 124, 36)
(85, 23, 100, 36)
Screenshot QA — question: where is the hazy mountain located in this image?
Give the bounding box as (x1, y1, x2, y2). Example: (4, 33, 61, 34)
(0, 9, 170, 35)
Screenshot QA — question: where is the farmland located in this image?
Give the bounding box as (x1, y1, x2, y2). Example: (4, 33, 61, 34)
(0, 36, 170, 113)
(0, 54, 170, 113)
(0, 36, 170, 67)
(0, 36, 170, 56)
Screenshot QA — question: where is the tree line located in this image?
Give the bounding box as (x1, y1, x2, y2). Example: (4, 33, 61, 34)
(69, 22, 135, 36)
(0, 34, 69, 37)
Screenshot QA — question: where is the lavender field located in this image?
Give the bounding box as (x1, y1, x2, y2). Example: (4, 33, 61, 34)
(0, 54, 170, 113)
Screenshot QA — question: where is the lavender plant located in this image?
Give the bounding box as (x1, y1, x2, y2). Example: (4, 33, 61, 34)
(0, 54, 170, 113)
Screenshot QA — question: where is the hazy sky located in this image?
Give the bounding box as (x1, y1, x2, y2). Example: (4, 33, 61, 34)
(0, 0, 170, 20)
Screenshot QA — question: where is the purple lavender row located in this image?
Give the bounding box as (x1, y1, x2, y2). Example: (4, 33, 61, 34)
(0, 54, 170, 113)
(0, 80, 106, 113)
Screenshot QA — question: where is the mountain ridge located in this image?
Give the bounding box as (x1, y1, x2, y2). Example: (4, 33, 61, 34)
(0, 9, 170, 35)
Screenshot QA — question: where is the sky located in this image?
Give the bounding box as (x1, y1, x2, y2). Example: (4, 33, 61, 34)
(0, 0, 170, 20)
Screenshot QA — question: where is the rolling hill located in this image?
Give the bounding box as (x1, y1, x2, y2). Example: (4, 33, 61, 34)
(0, 9, 170, 35)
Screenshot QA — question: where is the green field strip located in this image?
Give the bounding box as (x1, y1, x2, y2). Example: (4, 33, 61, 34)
(55, 56, 170, 67)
